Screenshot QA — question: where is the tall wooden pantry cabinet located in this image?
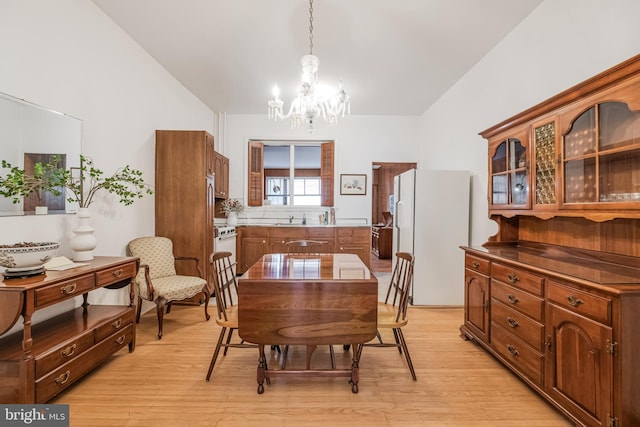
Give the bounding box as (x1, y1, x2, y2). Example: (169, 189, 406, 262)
(155, 130, 216, 290)
(460, 55, 640, 427)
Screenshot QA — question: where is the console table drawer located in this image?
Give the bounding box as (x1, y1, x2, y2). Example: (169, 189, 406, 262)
(491, 280, 544, 321)
(35, 274, 95, 307)
(95, 309, 134, 342)
(465, 254, 490, 275)
(491, 323, 543, 385)
(491, 299, 544, 351)
(492, 263, 543, 296)
(547, 280, 611, 325)
(35, 331, 94, 379)
(96, 262, 137, 287)
(36, 324, 133, 403)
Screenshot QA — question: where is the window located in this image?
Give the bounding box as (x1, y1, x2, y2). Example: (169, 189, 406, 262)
(248, 140, 334, 207)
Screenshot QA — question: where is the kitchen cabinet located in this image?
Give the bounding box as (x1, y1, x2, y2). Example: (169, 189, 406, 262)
(236, 226, 369, 274)
(155, 130, 215, 289)
(237, 227, 269, 273)
(0, 257, 138, 403)
(371, 226, 392, 259)
(463, 55, 640, 427)
(336, 227, 370, 267)
(213, 151, 229, 199)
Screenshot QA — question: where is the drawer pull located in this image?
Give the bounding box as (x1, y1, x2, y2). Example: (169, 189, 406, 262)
(112, 268, 124, 278)
(507, 273, 520, 283)
(115, 335, 126, 345)
(472, 261, 480, 268)
(61, 344, 77, 358)
(54, 370, 71, 385)
(60, 283, 77, 295)
(507, 317, 519, 328)
(566, 295, 584, 307)
(112, 319, 123, 329)
(507, 294, 519, 304)
(507, 345, 519, 356)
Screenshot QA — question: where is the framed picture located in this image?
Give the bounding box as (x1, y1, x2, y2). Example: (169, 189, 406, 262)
(340, 174, 367, 195)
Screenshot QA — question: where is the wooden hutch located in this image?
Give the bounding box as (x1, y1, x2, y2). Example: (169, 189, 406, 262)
(460, 55, 640, 427)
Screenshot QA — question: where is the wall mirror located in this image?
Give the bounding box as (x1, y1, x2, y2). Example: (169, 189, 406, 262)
(0, 92, 82, 216)
(247, 140, 334, 207)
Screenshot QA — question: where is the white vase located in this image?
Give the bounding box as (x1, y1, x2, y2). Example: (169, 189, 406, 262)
(70, 207, 97, 261)
(227, 211, 238, 226)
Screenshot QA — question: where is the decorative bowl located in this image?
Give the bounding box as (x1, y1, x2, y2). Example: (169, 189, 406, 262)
(0, 242, 60, 269)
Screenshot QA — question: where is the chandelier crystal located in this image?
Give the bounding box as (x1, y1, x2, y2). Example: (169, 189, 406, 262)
(268, 0, 350, 130)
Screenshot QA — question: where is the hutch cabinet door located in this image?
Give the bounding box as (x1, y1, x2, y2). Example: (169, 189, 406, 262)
(532, 118, 559, 212)
(463, 269, 490, 343)
(561, 100, 640, 210)
(545, 303, 613, 427)
(489, 127, 530, 211)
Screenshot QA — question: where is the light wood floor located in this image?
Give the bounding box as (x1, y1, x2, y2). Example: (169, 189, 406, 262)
(52, 304, 572, 427)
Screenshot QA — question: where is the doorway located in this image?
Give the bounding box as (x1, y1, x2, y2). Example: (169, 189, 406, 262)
(370, 161, 416, 273)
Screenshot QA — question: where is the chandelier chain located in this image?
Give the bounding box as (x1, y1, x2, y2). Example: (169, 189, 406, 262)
(308, 0, 314, 55)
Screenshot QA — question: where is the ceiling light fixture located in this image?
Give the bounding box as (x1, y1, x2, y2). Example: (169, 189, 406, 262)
(268, 0, 350, 131)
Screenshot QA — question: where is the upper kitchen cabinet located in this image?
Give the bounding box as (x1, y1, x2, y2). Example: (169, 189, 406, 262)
(214, 151, 229, 199)
(481, 55, 640, 222)
(488, 127, 530, 214)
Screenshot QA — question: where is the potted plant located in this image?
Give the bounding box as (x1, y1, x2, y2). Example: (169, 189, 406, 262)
(220, 198, 244, 225)
(61, 155, 153, 261)
(0, 155, 67, 214)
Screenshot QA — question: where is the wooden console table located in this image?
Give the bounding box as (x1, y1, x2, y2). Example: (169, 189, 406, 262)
(0, 256, 138, 403)
(238, 253, 378, 394)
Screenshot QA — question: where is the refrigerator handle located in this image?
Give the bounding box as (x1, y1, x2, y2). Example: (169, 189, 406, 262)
(395, 200, 403, 227)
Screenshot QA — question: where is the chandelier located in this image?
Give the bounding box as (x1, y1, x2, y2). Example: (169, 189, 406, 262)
(268, 0, 350, 130)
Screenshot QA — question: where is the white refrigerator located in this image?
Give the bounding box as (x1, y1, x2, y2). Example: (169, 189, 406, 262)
(392, 169, 470, 305)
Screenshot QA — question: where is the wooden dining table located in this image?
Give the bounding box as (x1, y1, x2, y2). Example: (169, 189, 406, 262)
(237, 253, 378, 393)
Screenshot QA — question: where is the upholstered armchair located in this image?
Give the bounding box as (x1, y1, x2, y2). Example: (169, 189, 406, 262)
(127, 236, 210, 339)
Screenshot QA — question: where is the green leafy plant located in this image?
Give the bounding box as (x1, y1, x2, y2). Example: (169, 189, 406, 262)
(0, 155, 153, 208)
(65, 155, 153, 208)
(0, 155, 67, 204)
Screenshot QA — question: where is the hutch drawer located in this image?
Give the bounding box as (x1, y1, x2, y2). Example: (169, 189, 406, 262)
(491, 323, 544, 385)
(491, 262, 544, 296)
(465, 253, 490, 275)
(35, 274, 95, 307)
(491, 280, 544, 321)
(546, 280, 611, 325)
(491, 299, 544, 351)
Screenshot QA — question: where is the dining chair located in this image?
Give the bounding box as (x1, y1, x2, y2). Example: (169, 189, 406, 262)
(127, 236, 210, 339)
(364, 252, 416, 380)
(285, 239, 329, 254)
(206, 251, 266, 381)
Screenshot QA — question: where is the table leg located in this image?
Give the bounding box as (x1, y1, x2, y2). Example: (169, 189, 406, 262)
(257, 345, 266, 394)
(349, 343, 363, 393)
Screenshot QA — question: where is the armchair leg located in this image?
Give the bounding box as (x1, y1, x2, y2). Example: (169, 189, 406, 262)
(156, 297, 167, 340)
(203, 286, 211, 321)
(136, 295, 143, 323)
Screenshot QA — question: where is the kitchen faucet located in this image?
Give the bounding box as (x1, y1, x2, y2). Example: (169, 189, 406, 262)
(289, 215, 294, 224)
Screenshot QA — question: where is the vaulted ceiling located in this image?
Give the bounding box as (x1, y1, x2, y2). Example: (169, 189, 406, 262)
(92, 0, 543, 116)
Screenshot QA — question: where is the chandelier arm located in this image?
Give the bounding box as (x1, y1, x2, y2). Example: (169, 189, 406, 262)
(267, 0, 349, 130)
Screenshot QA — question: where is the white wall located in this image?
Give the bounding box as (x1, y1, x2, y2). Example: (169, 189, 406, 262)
(0, 0, 214, 324)
(417, 0, 640, 304)
(220, 113, 421, 222)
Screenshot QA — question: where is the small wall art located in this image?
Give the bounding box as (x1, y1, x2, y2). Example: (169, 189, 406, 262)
(340, 174, 367, 195)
